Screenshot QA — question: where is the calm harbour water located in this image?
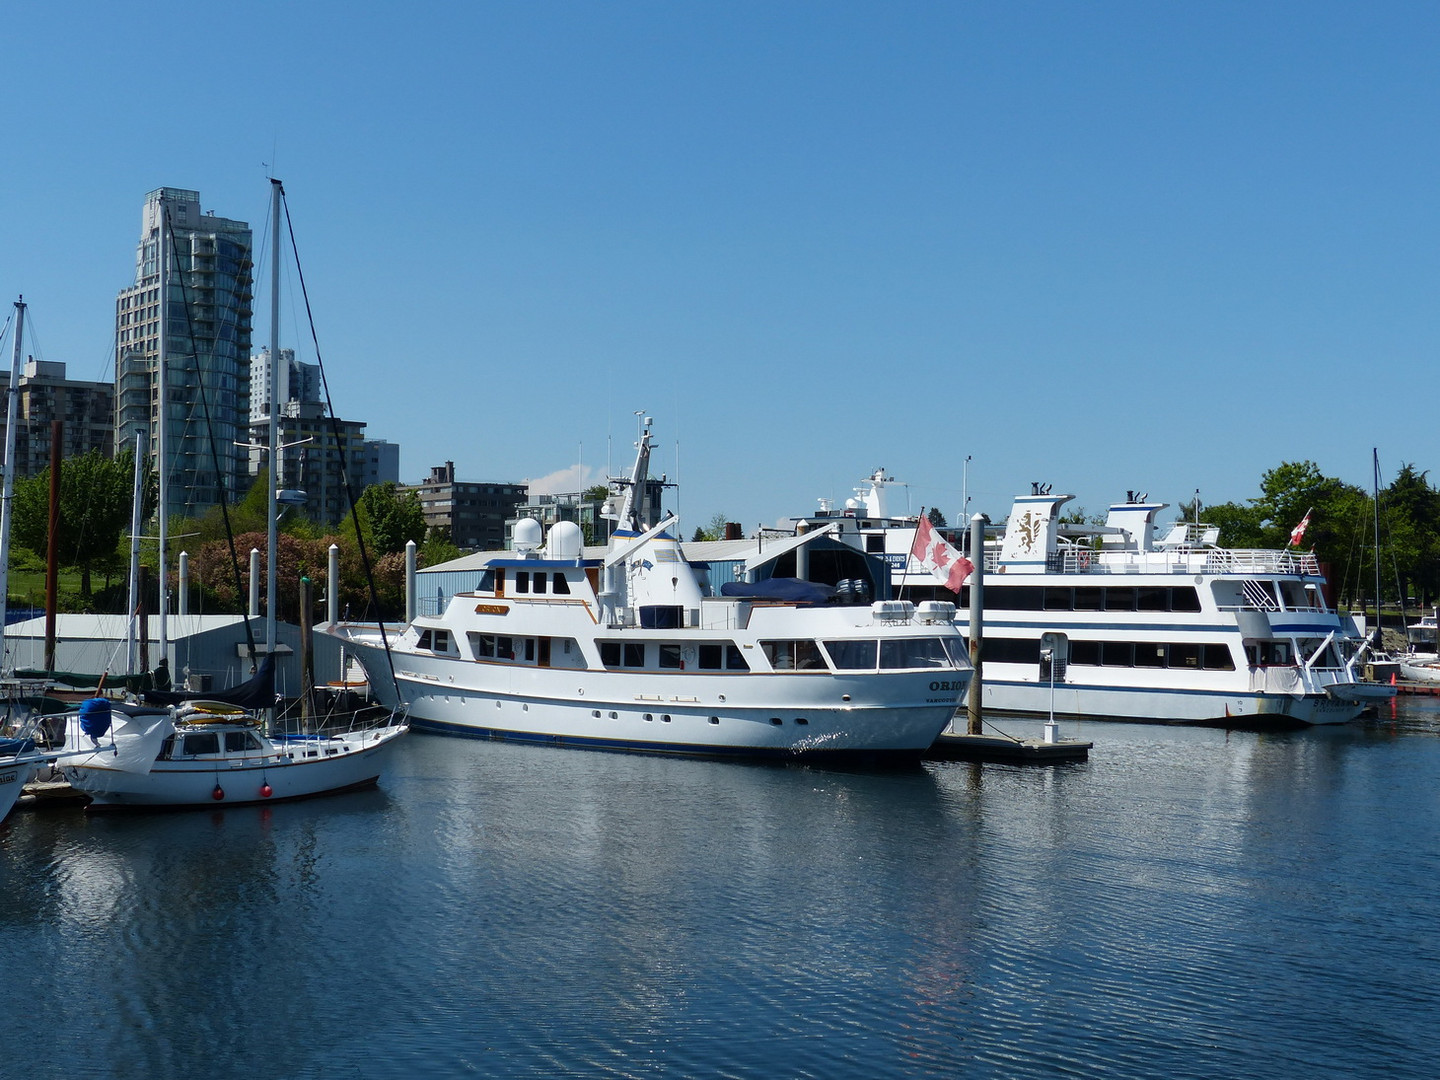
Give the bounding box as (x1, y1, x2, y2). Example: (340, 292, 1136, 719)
(4, 698, 1439, 1080)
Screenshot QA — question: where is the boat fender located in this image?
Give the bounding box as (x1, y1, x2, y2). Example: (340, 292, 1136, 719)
(79, 697, 112, 739)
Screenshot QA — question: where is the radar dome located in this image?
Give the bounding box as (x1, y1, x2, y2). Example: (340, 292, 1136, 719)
(547, 520, 583, 559)
(513, 518, 543, 552)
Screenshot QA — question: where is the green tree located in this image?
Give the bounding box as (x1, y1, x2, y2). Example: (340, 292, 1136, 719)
(1382, 464, 1440, 607)
(927, 508, 947, 529)
(690, 512, 731, 542)
(421, 526, 463, 568)
(346, 482, 427, 556)
(12, 448, 146, 599)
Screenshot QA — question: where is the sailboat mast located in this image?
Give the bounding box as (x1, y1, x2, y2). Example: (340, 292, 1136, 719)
(0, 297, 26, 663)
(126, 430, 145, 674)
(157, 206, 170, 665)
(267, 178, 282, 657)
(1373, 448, 1382, 639)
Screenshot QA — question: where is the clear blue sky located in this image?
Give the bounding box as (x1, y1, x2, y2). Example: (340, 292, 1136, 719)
(6, 1, 1439, 532)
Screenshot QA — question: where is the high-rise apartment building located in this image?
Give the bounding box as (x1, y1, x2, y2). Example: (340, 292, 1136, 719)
(115, 187, 253, 515)
(247, 347, 371, 526)
(406, 463, 528, 551)
(0, 358, 116, 478)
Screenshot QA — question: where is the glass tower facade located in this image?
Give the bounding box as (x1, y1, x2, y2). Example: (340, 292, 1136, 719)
(115, 187, 254, 513)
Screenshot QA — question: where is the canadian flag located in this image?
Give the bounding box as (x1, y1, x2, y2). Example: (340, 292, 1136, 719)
(1289, 508, 1312, 547)
(910, 515, 974, 592)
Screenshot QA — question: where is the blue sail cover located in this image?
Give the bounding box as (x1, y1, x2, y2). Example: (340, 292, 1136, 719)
(140, 655, 277, 710)
(720, 579, 837, 604)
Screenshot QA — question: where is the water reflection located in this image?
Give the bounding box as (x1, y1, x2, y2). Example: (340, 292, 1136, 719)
(4, 709, 1440, 1078)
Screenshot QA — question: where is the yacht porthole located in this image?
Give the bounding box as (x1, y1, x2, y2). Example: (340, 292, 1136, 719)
(718, 694, 726, 702)
(770, 717, 783, 726)
(708, 716, 720, 725)
(661, 714, 672, 723)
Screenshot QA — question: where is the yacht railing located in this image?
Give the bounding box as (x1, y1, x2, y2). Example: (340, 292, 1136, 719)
(990, 547, 1321, 576)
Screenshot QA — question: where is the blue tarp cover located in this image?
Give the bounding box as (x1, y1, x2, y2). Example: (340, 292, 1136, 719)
(720, 579, 836, 604)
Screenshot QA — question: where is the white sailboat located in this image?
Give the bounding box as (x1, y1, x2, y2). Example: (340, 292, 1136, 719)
(55, 181, 407, 808)
(1, 298, 57, 821)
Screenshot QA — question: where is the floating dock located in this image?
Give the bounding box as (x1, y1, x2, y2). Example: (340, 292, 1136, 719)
(927, 727, 1092, 763)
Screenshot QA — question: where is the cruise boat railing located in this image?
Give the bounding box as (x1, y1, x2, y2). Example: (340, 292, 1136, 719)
(998, 547, 1322, 576)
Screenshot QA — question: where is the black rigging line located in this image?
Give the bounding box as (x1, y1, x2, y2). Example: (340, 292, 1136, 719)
(278, 184, 402, 701)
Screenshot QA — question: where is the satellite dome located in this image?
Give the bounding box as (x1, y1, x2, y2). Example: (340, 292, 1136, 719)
(513, 518, 543, 552)
(548, 520, 583, 559)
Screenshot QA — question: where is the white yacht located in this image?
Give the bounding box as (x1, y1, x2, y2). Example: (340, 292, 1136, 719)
(1397, 609, 1440, 683)
(801, 473, 1391, 726)
(324, 421, 971, 762)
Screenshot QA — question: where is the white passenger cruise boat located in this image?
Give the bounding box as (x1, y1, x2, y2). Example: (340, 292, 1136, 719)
(324, 421, 971, 762)
(801, 473, 1391, 726)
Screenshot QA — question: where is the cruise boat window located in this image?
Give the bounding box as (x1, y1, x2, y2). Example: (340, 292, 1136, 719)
(1168, 643, 1202, 668)
(533, 573, 547, 595)
(524, 638, 536, 662)
(416, 629, 432, 650)
(600, 642, 621, 667)
(432, 630, 452, 653)
(1104, 587, 1137, 611)
(1169, 587, 1201, 612)
(1073, 587, 1103, 611)
(659, 645, 684, 669)
(1070, 640, 1101, 665)
(985, 638, 1042, 664)
(1136, 587, 1169, 612)
(515, 572, 530, 594)
(1202, 644, 1236, 670)
(624, 644, 645, 667)
(1134, 644, 1167, 668)
(1043, 587, 1072, 611)
(1279, 581, 1309, 609)
(824, 639, 879, 671)
(552, 574, 570, 595)
(1101, 641, 1134, 666)
(880, 638, 954, 669)
(761, 640, 825, 670)
(469, 632, 497, 658)
(987, 586, 1043, 611)
(496, 636, 515, 660)
(478, 569, 495, 592)
(699, 643, 749, 670)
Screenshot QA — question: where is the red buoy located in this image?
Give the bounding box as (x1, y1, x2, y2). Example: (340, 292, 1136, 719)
(260, 783, 273, 798)
(212, 784, 225, 801)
